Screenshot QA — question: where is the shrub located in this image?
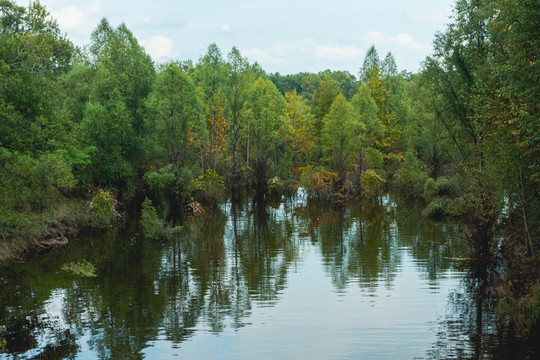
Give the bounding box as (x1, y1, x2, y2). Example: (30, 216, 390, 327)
(144, 164, 176, 192)
(268, 176, 284, 196)
(88, 189, 119, 228)
(299, 165, 338, 200)
(188, 169, 226, 204)
(498, 283, 540, 338)
(422, 197, 453, 219)
(394, 149, 428, 196)
(360, 170, 385, 200)
(424, 176, 454, 202)
(140, 197, 164, 239)
(61, 260, 97, 277)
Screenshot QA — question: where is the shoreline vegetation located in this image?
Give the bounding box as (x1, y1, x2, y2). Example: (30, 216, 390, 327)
(0, 0, 538, 341)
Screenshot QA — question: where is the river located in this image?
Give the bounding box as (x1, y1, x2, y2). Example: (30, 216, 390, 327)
(0, 192, 535, 359)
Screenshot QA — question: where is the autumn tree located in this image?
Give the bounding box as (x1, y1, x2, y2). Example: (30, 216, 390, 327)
(282, 90, 314, 168)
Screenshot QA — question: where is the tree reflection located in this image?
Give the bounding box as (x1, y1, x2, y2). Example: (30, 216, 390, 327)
(0, 193, 476, 359)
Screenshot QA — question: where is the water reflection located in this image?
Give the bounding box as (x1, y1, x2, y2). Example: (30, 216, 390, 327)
(0, 192, 507, 359)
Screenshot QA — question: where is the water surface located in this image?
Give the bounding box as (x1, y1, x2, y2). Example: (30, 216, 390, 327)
(0, 193, 526, 359)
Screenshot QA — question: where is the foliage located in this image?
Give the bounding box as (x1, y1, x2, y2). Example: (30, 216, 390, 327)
(144, 164, 176, 193)
(394, 149, 428, 196)
(360, 170, 385, 200)
(422, 197, 453, 220)
(423, 176, 454, 202)
(88, 189, 119, 228)
(188, 169, 226, 204)
(140, 197, 163, 239)
(299, 165, 338, 200)
(148, 62, 206, 166)
(498, 283, 540, 339)
(61, 260, 97, 278)
(321, 94, 363, 181)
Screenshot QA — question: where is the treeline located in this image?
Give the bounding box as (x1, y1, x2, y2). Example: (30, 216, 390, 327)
(0, 0, 538, 337)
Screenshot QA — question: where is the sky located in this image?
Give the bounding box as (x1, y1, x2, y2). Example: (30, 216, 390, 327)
(15, 0, 456, 75)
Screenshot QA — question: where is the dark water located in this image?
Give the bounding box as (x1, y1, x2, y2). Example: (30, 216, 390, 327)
(0, 193, 536, 359)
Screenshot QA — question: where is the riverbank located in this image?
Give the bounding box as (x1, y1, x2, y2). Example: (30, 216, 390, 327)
(0, 190, 120, 266)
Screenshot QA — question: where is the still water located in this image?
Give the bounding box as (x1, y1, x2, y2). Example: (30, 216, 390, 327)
(0, 193, 529, 359)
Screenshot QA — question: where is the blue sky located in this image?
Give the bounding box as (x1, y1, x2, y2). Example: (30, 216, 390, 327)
(16, 0, 455, 74)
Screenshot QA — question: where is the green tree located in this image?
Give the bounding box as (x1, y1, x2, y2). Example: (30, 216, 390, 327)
(243, 78, 286, 194)
(359, 45, 380, 83)
(351, 84, 384, 149)
(0, 0, 74, 153)
(311, 75, 341, 160)
(321, 94, 364, 182)
(193, 43, 227, 170)
(78, 89, 137, 190)
(226, 46, 250, 176)
(148, 62, 206, 170)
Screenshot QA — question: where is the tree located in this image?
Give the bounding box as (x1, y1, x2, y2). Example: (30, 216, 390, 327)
(319, 69, 359, 100)
(321, 94, 363, 182)
(359, 45, 380, 83)
(243, 78, 286, 194)
(282, 90, 314, 166)
(311, 75, 341, 144)
(351, 84, 384, 149)
(226, 46, 250, 177)
(381, 52, 398, 78)
(77, 19, 155, 193)
(89, 19, 155, 137)
(0, 0, 74, 153)
(193, 43, 227, 170)
(148, 62, 206, 169)
(78, 89, 136, 191)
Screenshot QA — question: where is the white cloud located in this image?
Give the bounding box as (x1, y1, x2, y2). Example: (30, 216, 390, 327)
(363, 31, 430, 52)
(241, 48, 286, 66)
(143, 16, 152, 24)
(140, 36, 174, 59)
(243, 39, 364, 73)
(314, 45, 363, 61)
(52, 1, 101, 35)
(411, 7, 452, 25)
(220, 24, 232, 32)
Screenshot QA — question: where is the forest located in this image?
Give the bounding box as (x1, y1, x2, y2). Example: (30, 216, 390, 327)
(0, 0, 538, 341)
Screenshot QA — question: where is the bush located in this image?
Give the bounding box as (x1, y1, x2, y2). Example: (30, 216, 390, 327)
(140, 197, 164, 239)
(188, 169, 226, 204)
(144, 164, 176, 192)
(268, 176, 284, 196)
(498, 283, 540, 338)
(88, 189, 119, 228)
(360, 170, 385, 200)
(394, 149, 428, 196)
(61, 260, 97, 277)
(385, 152, 403, 178)
(299, 165, 338, 200)
(424, 176, 454, 202)
(422, 197, 453, 219)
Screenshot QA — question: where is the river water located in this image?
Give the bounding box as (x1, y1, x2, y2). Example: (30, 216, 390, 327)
(0, 193, 535, 359)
